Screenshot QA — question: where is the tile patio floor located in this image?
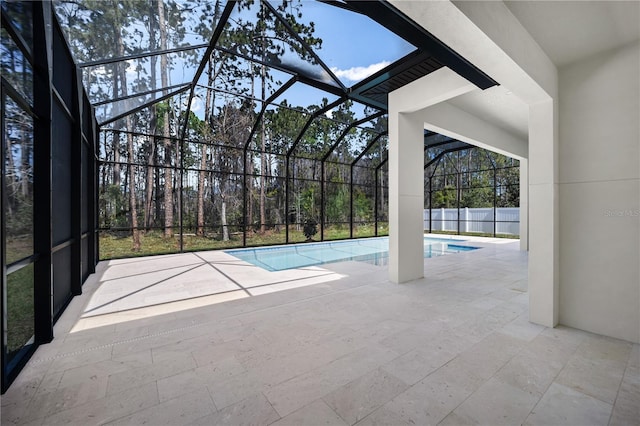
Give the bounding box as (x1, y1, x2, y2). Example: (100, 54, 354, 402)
(1, 236, 638, 425)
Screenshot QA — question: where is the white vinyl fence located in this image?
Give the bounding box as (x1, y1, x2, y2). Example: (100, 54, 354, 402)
(424, 207, 519, 235)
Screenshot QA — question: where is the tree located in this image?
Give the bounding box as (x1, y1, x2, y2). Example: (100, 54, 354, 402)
(54, 0, 397, 255)
(193, 1, 246, 237)
(56, 0, 190, 249)
(156, 0, 174, 237)
(303, 218, 318, 241)
(110, 3, 141, 250)
(432, 185, 458, 209)
(57, 0, 142, 249)
(238, 0, 323, 233)
(211, 102, 252, 240)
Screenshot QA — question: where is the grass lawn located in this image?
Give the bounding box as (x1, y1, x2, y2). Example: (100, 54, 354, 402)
(6, 235, 33, 265)
(99, 224, 389, 260)
(4, 237, 35, 362)
(6, 263, 34, 362)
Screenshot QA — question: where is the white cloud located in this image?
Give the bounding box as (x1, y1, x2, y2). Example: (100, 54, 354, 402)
(330, 60, 392, 82)
(125, 60, 137, 79)
(189, 96, 203, 113)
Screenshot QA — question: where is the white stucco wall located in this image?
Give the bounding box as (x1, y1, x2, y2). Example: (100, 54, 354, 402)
(391, 0, 639, 341)
(558, 41, 640, 343)
(419, 102, 528, 160)
(393, 0, 560, 327)
(387, 68, 476, 284)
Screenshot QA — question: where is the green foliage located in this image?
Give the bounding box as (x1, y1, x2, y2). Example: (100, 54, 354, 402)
(431, 186, 457, 208)
(54, 0, 502, 260)
(100, 184, 127, 228)
(99, 225, 385, 259)
(353, 189, 372, 221)
(154, 101, 171, 128)
(461, 187, 493, 208)
(299, 186, 317, 219)
(303, 218, 318, 241)
(325, 185, 348, 223)
(428, 148, 520, 209)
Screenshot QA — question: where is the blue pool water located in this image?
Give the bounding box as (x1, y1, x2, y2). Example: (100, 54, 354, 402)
(225, 237, 479, 272)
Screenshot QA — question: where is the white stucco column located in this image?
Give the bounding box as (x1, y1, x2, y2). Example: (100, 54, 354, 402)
(391, 0, 560, 328)
(519, 158, 529, 251)
(388, 111, 424, 283)
(387, 68, 475, 284)
(528, 100, 559, 327)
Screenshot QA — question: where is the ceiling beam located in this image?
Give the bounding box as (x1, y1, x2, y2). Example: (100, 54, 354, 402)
(344, 0, 498, 90)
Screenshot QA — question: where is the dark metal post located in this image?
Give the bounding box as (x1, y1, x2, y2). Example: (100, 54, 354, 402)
(1, 68, 7, 391)
(93, 124, 101, 265)
(285, 156, 290, 243)
(33, 0, 54, 344)
(375, 158, 388, 235)
(374, 167, 379, 236)
(493, 166, 497, 237)
(89, 108, 97, 273)
(179, 119, 184, 252)
(429, 177, 433, 233)
(70, 64, 83, 295)
(320, 162, 325, 241)
(349, 164, 354, 239)
(242, 150, 248, 247)
(456, 152, 461, 235)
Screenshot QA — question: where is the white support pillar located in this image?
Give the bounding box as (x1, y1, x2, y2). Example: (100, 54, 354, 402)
(519, 159, 529, 251)
(528, 100, 559, 328)
(387, 68, 475, 284)
(391, 0, 559, 330)
(388, 111, 425, 283)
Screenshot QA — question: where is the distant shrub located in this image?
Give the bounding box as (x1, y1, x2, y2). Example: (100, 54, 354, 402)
(303, 218, 318, 241)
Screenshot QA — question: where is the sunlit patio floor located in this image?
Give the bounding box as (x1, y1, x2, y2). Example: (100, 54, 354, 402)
(1, 236, 638, 425)
(74, 248, 348, 330)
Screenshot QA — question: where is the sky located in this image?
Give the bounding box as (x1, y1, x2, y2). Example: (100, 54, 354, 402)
(68, 0, 416, 124)
(294, 1, 415, 85)
(212, 0, 416, 118)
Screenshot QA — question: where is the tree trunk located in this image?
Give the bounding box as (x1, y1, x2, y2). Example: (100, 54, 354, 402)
(20, 125, 30, 197)
(112, 65, 121, 188)
(114, 4, 139, 250)
(274, 206, 281, 233)
(5, 126, 16, 192)
(144, 2, 157, 230)
(144, 134, 156, 230)
(127, 125, 140, 250)
(154, 146, 161, 223)
(208, 171, 215, 231)
(218, 108, 231, 240)
(247, 65, 256, 233)
(196, 143, 207, 236)
(221, 192, 229, 241)
(157, 0, 173, 238)
(259, 60, 267, 233)
(247, 161, 253, 230)
(111, 1, 121, 187)
(197, 60, 215, 236)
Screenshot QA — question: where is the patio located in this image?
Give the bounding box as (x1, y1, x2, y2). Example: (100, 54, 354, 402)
(1, 237, 637, 425)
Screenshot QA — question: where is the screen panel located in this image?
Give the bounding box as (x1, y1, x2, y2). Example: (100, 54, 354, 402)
(52, 101, 72, 246)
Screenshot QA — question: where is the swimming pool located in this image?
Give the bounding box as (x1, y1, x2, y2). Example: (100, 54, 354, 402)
(225, 237, 479, 272)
